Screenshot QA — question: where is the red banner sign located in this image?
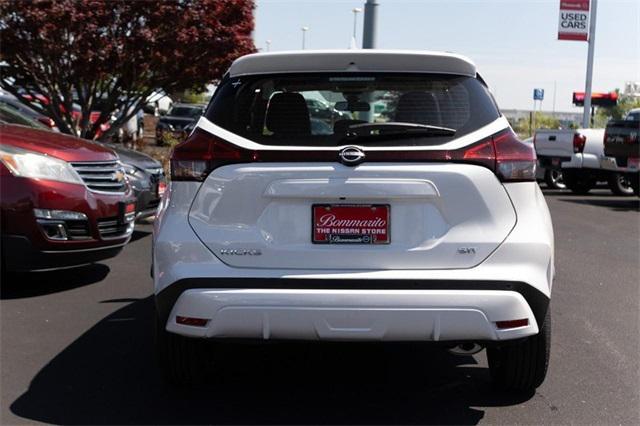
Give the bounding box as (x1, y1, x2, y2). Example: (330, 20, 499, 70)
(558, 0, 590, 41)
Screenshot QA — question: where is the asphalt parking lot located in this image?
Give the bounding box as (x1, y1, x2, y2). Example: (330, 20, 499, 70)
(1, 188, 638, 425)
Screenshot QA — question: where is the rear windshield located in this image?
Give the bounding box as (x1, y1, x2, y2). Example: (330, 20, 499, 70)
(205, 73, 500, 146)
(626, 111, 639, 121)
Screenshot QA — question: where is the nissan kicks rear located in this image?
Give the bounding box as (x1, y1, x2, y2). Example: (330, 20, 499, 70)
(153, 50, 554, 391)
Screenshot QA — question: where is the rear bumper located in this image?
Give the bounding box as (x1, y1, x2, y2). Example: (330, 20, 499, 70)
(154, 181, 554, 342)
(538, 155, 572, 170)
(162, 285, 544, 342)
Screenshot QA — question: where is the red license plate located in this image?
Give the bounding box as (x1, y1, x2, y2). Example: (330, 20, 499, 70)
(312, 204, 390, 244)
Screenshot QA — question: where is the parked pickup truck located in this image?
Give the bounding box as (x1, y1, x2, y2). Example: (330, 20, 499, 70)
(603, 108, 640, 195)
(534, 128, 633, 195)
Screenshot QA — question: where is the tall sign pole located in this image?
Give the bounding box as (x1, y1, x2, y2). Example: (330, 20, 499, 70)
(582, 0, 598, 128)
(361, 0, 379, 122)
(557, 0, 595, 128)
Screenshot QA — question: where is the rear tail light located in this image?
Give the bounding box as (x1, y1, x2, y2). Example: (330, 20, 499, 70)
(172, 128, 536, 182)
(573, 133, 587, 153)
(170, 130, 255, 181)
(492, 129, 537, 181)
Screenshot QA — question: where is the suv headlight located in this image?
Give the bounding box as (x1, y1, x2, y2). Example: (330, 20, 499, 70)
(121, 163, 138, 176)
(0, 145, 83, 185)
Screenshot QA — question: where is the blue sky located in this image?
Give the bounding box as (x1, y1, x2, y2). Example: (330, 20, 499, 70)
(253, 0, 639, 112)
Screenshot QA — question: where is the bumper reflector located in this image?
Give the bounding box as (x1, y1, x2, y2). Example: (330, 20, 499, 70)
(176, 316, 209, 327)
(496, 318, 529, 329)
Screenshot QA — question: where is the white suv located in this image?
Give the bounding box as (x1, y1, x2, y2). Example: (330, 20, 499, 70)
(153, 50, 554, 391)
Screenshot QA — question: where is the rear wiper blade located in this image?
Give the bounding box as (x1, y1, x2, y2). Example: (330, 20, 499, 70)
(344, 122, 456, 141)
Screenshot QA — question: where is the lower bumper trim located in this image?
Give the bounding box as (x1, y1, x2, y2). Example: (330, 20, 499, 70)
(166, 289, 539, 342)
(156, 278, 550, 339)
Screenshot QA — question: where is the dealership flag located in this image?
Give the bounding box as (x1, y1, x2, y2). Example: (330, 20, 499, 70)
(558, 1, 590, 41)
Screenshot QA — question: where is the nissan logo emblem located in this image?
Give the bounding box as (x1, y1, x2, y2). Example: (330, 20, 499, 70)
(338, 146, 365, 166)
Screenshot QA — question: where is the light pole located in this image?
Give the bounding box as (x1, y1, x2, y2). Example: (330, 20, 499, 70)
(301, 26, 309, 50)
(362, 0, 379, 49)
(582, 0, 598, 128)
(265, 39, 271, 52)
(361, 0, 379, 122)
(352, 8, 362, 46)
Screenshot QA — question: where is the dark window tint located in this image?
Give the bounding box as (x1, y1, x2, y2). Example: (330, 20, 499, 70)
(626, 111, 639, 121)
(206, 73, 500, 146)
(169, 106, 203, 118)
(0, 105, 47, 129)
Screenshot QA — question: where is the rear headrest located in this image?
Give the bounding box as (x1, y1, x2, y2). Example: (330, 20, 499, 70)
(265, 92, 311, 136)
(395, 91, 441, 126)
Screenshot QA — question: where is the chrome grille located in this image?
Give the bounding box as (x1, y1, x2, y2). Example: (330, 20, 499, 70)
(70, 161, 127, 193)
(65, 220, 91, 239)
(97, 217, 131, 239)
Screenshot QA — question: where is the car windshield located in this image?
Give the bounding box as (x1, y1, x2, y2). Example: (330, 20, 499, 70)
(0, 105, 48, 129)
(205, 73, 500, 147)
(168, 106, 203, 118)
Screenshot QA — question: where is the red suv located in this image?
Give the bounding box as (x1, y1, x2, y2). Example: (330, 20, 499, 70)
(0, 124, 136, 271)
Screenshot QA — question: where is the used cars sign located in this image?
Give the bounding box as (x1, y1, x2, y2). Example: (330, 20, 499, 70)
(558, 0, 590, 41)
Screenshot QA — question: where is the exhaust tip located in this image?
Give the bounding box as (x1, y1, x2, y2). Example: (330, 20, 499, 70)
(448, 342, 483, 356)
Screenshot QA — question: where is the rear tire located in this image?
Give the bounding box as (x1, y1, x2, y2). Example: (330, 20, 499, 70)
(487, 308, 551, 392)
(155, 318, 211, 385)
(544, 169, 566, 190)
(563, 171, 595, 195)
(608, 173, 634, 196)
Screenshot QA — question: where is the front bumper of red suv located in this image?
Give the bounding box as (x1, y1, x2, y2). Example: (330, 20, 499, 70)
(1, 174, 136, 271)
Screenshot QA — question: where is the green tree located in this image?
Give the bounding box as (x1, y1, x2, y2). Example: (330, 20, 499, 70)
(512, 112, 562, 138)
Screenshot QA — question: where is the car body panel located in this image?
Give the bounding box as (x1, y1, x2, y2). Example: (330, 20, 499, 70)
(188, 162, 517, 270)
(0, 124, 115, 162)
(154, 182, 553, 299)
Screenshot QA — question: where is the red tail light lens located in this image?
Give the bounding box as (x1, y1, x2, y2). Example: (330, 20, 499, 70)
(172, 128, 535, 182)
(171, 129, 255, 181)
(459, 137, 496, 171)
(573, 133, 587, 153)
(493, 129, 537, 181)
